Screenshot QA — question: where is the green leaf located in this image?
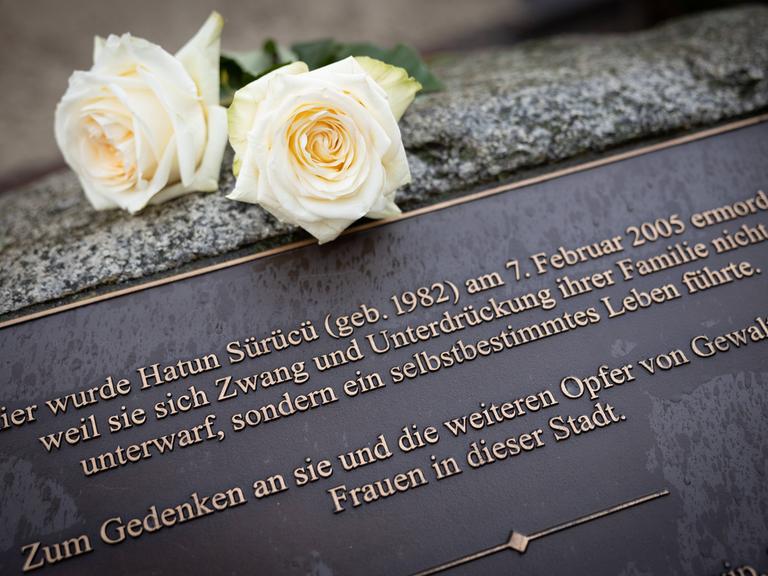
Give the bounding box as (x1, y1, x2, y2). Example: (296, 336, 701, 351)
(219, 40, 297, 104)
(291, 39, 340, 70)
(220, 38, 442, 105)
(291, 40, 442, 92)
(220, 54, 255, 105)
(329, 42, 443, 93)
(377, 44, 443, 93)
(263, 39, 298, 67)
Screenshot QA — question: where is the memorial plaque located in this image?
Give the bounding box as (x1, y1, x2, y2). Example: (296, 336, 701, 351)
(1, 117, 767, 575)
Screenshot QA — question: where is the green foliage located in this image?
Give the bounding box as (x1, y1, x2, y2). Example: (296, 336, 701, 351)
(331, 42, 443, 93)
(220, 40, 296, 104)
(220, 39, 442, 105)
(291, 39, 340, 70)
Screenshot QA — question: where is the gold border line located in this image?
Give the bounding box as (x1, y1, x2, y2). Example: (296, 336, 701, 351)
(2, 113, 767, 330)
(411, 489, 670, 576)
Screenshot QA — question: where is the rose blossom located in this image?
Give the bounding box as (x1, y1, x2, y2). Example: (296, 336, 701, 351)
(227, 56, 421, 243)
(55, 13, 228, 213)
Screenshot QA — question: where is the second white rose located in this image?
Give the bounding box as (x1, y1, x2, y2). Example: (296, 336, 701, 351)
(227, 56, 421, 243)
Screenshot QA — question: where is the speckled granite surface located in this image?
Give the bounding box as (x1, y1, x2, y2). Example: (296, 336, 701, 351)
(2, 5, 768, 319)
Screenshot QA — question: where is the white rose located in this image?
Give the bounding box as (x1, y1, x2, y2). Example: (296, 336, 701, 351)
(227, 56, 421, 243)
(54, 13, 228, 213)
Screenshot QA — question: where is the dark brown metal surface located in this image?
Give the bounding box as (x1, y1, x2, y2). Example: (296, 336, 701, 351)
(1, 120, 767, 575)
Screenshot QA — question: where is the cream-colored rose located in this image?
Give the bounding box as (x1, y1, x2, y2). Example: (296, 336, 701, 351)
(227, 56, 421, 243)
(54, 13, 228, 213)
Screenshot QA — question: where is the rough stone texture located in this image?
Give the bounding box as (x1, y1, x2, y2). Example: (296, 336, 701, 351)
(2, 5, 768, 318)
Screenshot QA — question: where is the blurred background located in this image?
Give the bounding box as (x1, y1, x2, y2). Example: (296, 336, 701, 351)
(0, 0, 758, 190)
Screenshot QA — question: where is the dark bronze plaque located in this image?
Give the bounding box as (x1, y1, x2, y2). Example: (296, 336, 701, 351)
(1, 118, 767, 575)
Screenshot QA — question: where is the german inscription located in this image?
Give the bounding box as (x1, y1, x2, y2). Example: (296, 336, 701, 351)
(1, 120, 767, 575)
